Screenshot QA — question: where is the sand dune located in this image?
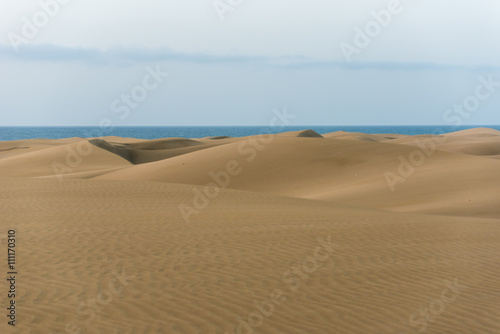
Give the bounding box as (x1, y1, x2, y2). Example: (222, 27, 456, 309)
(0, 137, 86, 160)
(390, 132, 500, 158)
(2, 128, 500, 217)
(90, 134, 500, 218)
(1, 128, 499, 333)
(276, 129, 324, 138)
(444, 127, 500, 137)
(322, 131, 396, 142)
(89, 137, 234, 164)
(0, 140, 131, 178)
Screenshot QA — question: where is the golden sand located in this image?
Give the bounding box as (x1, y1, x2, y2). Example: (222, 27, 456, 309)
(1, 128, 499, 333)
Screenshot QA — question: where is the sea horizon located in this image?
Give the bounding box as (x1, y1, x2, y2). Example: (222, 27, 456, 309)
(2, 125, 500, 141)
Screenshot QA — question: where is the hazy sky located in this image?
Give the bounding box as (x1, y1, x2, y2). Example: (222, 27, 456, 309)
(1, 0, 499, 126)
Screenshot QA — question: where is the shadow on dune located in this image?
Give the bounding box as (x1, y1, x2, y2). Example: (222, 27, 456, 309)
(89, 138, 210, 164)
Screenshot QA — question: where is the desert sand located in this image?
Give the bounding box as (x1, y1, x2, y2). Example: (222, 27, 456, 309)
(1, 128, 499, 333)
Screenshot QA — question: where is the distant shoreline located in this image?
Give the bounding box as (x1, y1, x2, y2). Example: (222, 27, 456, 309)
(2, 125, 500, 141)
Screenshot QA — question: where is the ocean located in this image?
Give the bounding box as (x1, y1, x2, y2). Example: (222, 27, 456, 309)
(1, 125, 499, 141)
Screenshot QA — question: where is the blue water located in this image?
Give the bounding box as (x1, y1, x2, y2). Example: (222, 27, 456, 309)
(1, 126, 499, 141)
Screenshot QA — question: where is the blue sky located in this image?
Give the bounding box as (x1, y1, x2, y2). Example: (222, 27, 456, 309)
(1, 0, 499, 126)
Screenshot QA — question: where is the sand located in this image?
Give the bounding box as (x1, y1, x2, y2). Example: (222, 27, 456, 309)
(0, 128, 499, 333)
